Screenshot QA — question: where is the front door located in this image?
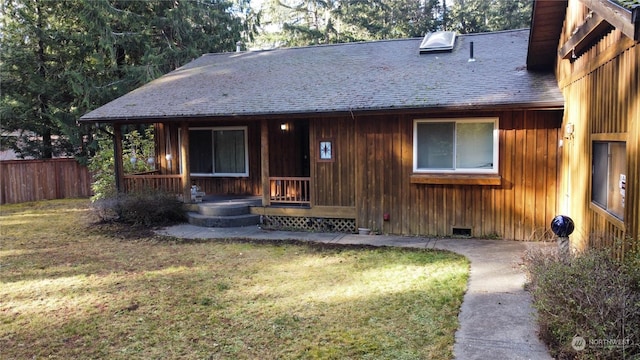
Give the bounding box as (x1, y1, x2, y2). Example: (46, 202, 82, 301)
(269, 119, 310, 205)
(270, 119, 309, 177)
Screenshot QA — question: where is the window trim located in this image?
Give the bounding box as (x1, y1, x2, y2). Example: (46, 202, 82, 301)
(185, 126, 249, 177)
(590, 137, 626, 221)
(413, 117, 499, 174)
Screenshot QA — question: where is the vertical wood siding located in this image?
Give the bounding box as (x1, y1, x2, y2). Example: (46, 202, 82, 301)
(0, 158, 92, 204)
(348, 110, 561, 240)
(310, 117, 357, 207)
(556, 0, 640, 254)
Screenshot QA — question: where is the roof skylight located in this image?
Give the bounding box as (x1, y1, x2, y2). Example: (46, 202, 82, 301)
(419, 31, 456, 54)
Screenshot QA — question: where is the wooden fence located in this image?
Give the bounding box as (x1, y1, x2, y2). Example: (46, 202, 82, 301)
(0, 158, 92, 204)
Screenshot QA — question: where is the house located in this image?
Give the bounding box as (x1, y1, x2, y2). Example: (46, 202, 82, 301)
(528, 0, 639, 254)
(80, 28, 567, 240)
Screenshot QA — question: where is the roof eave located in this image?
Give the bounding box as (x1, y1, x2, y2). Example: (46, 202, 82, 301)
(527, 0, 568, 71)
(78, 101, 565, 124)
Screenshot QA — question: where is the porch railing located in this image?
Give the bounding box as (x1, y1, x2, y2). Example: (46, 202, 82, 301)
(123, 174, 310, 205)
(270, 177, 310, 205)
(123, 174, 183, 194)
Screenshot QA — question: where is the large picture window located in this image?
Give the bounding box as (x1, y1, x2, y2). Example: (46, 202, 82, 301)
(413, 118, 498, 173)
(592, 141, 626, 220)
(188, 127, 248, 177)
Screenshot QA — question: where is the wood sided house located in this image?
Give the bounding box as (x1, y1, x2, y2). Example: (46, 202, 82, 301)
(81, 29, 565, 240)
(81, 0, 639, 252)
(529, 0, 639, 254)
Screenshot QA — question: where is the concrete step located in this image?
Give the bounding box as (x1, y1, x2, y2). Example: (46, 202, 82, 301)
(187, 212, 260, 228)
(196, 202, 252, 217)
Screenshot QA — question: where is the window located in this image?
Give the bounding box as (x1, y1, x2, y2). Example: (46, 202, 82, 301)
(419, 31, 456, 53)
(188, 127, 248, 176)
(413, 118, 498, 173)
(592, 141, 626, 220)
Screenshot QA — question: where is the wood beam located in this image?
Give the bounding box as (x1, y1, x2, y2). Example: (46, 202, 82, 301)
(179, 122, 191, 203)
(410, 174, 502, 186)
(261, 119, 270, 206)
(250, 206, 356, 219)
(155, 123, 166, 174)
(113, 124, 125, 193)
(580, 0, 638, 40)
(559, 36, 635, 88)
(559, 12, 613, 59)
(634, 6, 640, 40)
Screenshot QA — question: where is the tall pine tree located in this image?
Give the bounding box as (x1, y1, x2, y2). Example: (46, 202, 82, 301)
(445, 0, 532, 34)
(251, 0, 532, 47)
(1, 0, 254, 160)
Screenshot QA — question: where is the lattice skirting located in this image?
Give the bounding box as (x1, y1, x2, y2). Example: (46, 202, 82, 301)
(260, 215, 356, 233)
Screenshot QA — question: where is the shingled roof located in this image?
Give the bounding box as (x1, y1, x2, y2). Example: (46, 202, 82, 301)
(80, 29, 563, 123)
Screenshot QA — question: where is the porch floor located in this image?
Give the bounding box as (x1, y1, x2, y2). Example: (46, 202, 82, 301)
(200, 194, 262, 206)
(198, 195, 310, 209)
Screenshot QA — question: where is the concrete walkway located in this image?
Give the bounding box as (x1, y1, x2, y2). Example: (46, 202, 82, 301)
(157, 224, 552, 360)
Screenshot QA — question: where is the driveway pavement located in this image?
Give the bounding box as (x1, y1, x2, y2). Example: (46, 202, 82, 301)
(157, 224, 552, 360)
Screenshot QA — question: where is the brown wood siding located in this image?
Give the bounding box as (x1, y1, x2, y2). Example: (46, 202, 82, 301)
(0, 158, 92, 204)
(353, 110, 562, 240)
(556, 0, 640, 254)
(310, 117, 356, 207)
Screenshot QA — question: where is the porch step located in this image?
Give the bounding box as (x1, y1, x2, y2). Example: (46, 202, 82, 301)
(187, 212, 260, 228)
(185, 196, 262, 228)
(197, 202, 254, 217)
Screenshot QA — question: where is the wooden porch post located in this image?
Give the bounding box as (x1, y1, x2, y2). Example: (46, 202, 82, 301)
(261, 119, 271, 206)
(155, 123, 166, 174)
(179, 122, 191, 203)
(113, 124, 125, 193)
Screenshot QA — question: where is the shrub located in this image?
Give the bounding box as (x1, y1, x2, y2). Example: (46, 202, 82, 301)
(525, 247, 640, 359)
(92, 190, 185, 227)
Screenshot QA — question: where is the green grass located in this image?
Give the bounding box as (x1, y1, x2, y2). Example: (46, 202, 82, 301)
(0, 199, 469, 359)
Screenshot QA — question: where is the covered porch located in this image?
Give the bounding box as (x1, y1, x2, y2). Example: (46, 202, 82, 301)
(113, 118, 356, 231)
(113, 119, 311, 205)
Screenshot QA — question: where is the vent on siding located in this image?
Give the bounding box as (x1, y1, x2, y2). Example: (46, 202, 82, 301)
(452, 227, 472, 237)
(419, 31, 456, 54)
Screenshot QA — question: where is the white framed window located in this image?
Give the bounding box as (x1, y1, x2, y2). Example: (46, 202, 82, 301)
(187, 126, 249, 177)
(592, 141, 626, 220)
(413, 118, 499, 174)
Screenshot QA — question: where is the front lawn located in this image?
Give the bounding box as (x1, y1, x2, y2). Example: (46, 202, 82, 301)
(0, 199, 469, 359)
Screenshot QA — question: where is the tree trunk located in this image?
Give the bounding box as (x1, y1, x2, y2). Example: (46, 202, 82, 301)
(36, 0, 53, 159)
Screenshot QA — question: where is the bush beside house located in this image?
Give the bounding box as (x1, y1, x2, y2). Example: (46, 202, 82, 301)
(526, 248, 640, 359)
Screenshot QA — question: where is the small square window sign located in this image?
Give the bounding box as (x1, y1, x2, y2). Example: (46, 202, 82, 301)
(319, 140, 332, 160)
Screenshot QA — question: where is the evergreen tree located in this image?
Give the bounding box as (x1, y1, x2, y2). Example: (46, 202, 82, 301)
(1, 0, 254, 161)
(1, 0, 82, 159)
(251, 0, 532, 47)
(252, 0, 442, 47)
(339, 0, 441, 40)
(445, 0, 532, 34)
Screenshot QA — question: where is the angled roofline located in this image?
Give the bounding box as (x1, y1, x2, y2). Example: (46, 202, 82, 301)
(581, 0, 640, 41)
(80, 29, 564, 124)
